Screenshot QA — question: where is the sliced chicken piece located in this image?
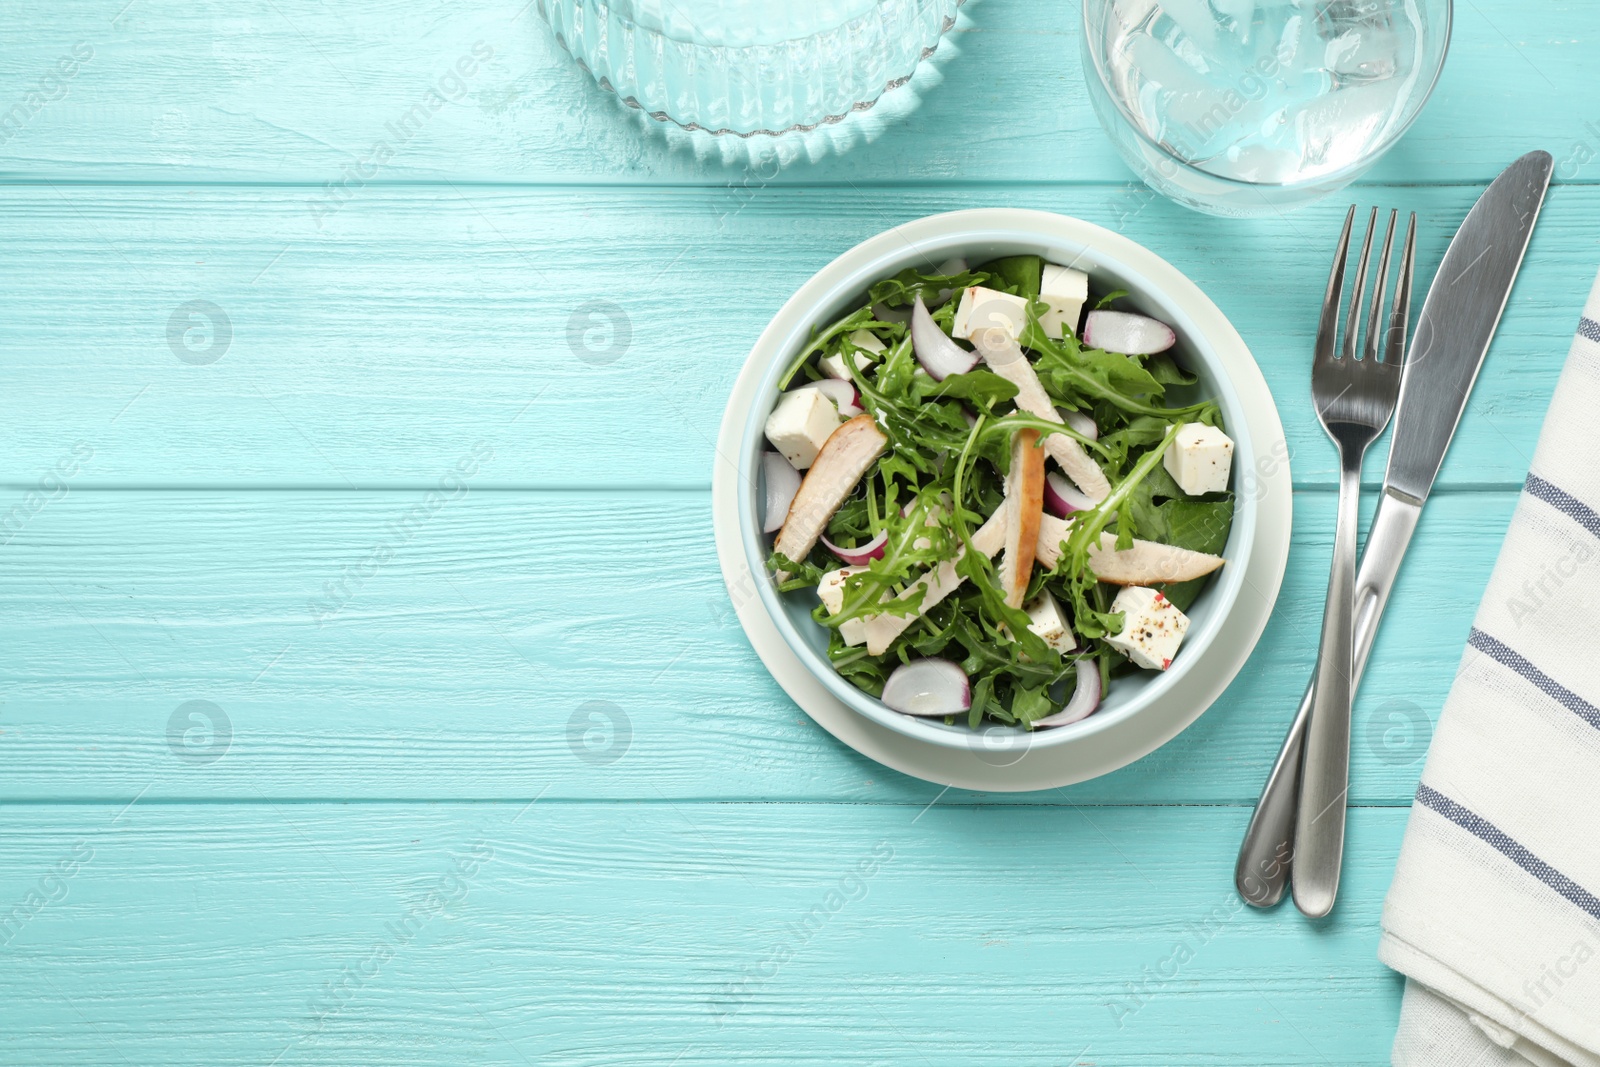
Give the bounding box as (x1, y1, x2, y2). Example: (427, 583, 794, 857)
(1035, 513, 1224, 583)
(999, 429, 1045, 608)
(971, 331, 1111, 503)
(856, 510, 1007, 656)
(1036, 513, 1073, 570)
(773, 414, 888, 581)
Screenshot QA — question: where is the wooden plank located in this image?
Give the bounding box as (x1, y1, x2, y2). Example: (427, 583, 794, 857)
(0, 183, 1588, 489)
(0, 486, 1510, 804)
(0, 0, 1592, 186)
(0, 801, 1408, 1066)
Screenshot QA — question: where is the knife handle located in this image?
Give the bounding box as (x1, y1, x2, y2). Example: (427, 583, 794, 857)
(1234, 488, 1422, 907)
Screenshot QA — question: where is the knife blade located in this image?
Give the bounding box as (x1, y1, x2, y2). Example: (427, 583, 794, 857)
(1235, 150, 1554, 909)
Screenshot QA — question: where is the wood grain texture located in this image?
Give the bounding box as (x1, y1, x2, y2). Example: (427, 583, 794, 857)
(0, 183, 1592, 489)
(4, 1, 1594, 1060)
(0, 486, 1510, 803)
(0, 0, 1593, 186)
(0, 802, 1408, 1067)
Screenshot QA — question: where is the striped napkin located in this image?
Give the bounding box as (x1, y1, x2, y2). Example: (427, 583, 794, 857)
(1382, 274, 1600, 1067)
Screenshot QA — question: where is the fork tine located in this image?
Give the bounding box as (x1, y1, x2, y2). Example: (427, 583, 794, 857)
(1315, 206, 1357, 363)
(1340, 207, 1379, 360)
(1361, 209, 1399, 362)
(1386, 212, 1418, 365)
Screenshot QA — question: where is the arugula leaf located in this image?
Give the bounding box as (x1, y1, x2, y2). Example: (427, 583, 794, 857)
(1145, 351, 1198, 387)
(976, 255, 1043, 299)
(1126, 464, 1234, 556)
(1125, 463, 1234, 611)
(868, 267, 993, 309)
(1030, 328, 1167, 406)
(908, 368, 1019, 409)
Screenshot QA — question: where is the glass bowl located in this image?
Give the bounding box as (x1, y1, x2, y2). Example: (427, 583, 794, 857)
(539, 0, 963, 137)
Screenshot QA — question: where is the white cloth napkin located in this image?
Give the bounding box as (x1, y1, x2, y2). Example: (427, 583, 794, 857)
(1381, 271, 1600, 1067)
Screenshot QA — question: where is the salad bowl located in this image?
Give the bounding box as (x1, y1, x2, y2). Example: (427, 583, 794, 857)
(733, 209, 1288, 763)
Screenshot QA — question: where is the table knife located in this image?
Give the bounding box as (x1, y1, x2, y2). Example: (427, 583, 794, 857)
(1235, 149, 1555, 909)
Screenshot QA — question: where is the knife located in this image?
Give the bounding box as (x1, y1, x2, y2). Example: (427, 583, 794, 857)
(1235, 150, 1555, 909)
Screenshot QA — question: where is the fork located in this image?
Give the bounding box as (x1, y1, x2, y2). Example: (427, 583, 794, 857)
(1292, 206, 1416, 919)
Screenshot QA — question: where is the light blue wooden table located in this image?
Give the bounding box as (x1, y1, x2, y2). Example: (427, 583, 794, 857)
(2, 2, 1596, 1063)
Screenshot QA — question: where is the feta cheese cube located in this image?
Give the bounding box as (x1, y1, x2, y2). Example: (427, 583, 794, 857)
(818, 329, 886, 381)
(1038, 263, 1089, 338)
(817, 566, 862, 614)
(847, 328, 887, 356)
(819, 567, 870, 646)
(1105, 586, 1190, 671)
(1163, 422, 1235, 496)
(952, 286, 1029, 342)
(1022, 589, 1077, 654)
(818, 351, 867, 381)
(764, 387, 842, 470)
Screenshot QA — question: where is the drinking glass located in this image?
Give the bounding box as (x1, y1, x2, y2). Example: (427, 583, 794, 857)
(538, 0, 963, 138)
(1082, 0, 1451, 216)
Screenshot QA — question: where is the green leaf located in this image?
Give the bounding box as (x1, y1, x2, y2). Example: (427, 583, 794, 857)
(976, 255, 1043, 300)
(908, 368, 1019, 409)
(1126, 464, 1234, 556)
(868, 267, 993, 309)
(1122, 462, 1233, 612)
(1145, 352, 1198, 386)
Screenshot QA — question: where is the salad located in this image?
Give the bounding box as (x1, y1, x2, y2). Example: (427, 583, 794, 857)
(761, 254, 1236, 730)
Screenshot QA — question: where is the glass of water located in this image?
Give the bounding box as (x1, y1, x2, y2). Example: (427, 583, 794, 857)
(538, 0, 963, 138)
(1082, 0, 1451, 216)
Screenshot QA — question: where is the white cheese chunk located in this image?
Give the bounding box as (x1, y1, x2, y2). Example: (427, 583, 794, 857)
(1038, 263, 1089, 338)
(817, 566, 861, 614)
(1163, 422, 1235, 496)
(819, 567, 871, 646)
(952, 286, 1029, 342)
(1022, 589, 1077, 654)
(818, 329, 886, 381)
(1105, 586, 1190, 671)
(764, 387, 842, 470)
(818, 351, 868, 381)
(847, 328, 887, 355)
(839, 617, 868, 646)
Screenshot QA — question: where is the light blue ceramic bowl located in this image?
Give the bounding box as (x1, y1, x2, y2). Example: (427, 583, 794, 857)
(737, 209, 1263, 755)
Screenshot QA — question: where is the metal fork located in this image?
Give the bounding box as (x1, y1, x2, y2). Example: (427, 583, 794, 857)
(1292, 206, 1415, 919)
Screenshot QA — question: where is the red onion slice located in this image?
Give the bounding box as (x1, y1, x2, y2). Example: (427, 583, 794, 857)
(910, 295, 978, 382)
(796, 378, 861, 417)
(820, 528, 887, 566)
(1044, 471, 1095, 516)
(881, 659, 971, 717)
(1082, 310, 1176, 355)
(1063, 409, 1098, 441)
(1032, 661, 1102, 727)
(762, 452, 801, 533)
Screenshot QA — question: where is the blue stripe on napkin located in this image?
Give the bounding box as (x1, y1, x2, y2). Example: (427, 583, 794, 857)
(1524, 473, 1600, 539)
(1467, 628, 1600, 733)
(1579, 316, 1600, 344)
(1415, 784, 1600, 923)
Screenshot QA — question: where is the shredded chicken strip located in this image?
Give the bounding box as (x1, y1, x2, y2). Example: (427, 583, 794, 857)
(971, 330, 1111, 502)
(773, 414, 888, 580)
(854, 510, 1007, 656)
(1035, 513, 1224, 583)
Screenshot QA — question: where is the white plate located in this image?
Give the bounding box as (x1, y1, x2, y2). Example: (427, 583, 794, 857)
(712, 210, 1293, 791)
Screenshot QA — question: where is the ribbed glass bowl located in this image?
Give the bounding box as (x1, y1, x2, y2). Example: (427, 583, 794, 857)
(538, 0, 963, 136)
